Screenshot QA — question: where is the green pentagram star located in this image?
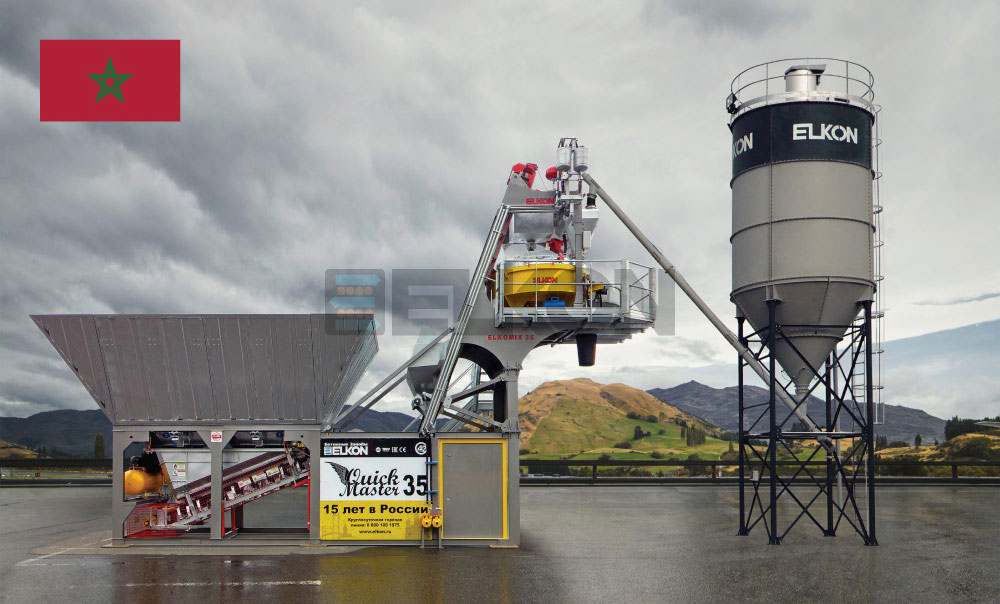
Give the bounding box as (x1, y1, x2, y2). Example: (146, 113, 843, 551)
(87, 57, 132, 103)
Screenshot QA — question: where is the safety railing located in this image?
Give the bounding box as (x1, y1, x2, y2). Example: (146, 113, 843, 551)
(728, 57, 875, 120)
(494, 259, 656, 326)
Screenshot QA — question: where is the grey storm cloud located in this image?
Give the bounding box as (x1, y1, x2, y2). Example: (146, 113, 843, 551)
(914, 292, 1000, 306)
(664, 0, 808, 35)
(2, 1, 999, 419)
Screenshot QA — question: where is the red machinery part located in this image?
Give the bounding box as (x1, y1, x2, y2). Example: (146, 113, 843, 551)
(546, 237, 565, 256)
(124, 503, 183, 538)
(522, 163, 537, 187)
(508, 162, 538, 188)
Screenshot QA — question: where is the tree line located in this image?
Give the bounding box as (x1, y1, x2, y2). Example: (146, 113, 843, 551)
(681, 425, 707, 446)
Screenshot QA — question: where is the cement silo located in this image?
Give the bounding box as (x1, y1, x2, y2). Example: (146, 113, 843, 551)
(727, 61, 876, 398)
(554, 63, 881, 543)
(723, 59, 882, 545)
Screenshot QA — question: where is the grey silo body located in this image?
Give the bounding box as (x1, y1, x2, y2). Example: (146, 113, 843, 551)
(729, 64, 876, 395)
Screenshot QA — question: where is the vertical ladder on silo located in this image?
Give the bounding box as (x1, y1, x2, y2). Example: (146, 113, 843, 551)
(871, 101, 886, 427)
(850, 313, 883, 421)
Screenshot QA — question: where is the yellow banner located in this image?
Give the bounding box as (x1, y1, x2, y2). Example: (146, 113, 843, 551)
(320, 500, 430, 540)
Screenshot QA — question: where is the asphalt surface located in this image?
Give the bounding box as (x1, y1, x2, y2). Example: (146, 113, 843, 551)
(1, 486, 997, 603)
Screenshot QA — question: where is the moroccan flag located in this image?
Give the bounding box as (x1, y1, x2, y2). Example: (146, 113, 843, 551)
(40, 40, 180, 122)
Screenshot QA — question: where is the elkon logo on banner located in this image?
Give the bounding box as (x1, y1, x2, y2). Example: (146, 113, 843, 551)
(330, 442, 369, 456)
(734, 122, 859, 159)
(792, 123, 859, 143)
(733, 133, 753, 158)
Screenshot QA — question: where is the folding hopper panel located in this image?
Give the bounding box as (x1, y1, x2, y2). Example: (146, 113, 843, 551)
(32, 314, 376, 425)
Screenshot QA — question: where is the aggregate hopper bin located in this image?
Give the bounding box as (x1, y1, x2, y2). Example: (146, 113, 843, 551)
(31, 314, 376, 426)
(32, 313, 377, 543)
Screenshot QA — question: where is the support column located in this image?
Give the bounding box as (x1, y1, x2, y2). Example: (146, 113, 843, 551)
(111, 428, 147, 544)
(863, 301, 878, 546)
(766, 299, 780, 545)
(737, 315, 748, 536)
(303, 429, 322, 543)
(195, 428, 234, 540)
(573, 196, 585, 307)
(503, 367, 521, 546)
(825, 355, 835, 536)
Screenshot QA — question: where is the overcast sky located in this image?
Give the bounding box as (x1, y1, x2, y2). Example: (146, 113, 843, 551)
(1, 1, 998, 421)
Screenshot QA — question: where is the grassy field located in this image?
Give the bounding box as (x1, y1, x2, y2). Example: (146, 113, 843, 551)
(523, 397, 734, 460)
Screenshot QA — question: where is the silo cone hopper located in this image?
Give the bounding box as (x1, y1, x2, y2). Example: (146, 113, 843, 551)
(732, 280, 872, 398)
(30, 314, 377, 426)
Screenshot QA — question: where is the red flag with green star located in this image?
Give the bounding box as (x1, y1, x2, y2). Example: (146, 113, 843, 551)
(40, 40, 180, 122)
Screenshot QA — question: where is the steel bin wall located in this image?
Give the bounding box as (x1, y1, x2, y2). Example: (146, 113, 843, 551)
(31, 314, 377, 425)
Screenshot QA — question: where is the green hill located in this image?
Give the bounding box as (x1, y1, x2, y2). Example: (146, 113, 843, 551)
(519, 379, 734, 460)
(0, 438, 40, 459)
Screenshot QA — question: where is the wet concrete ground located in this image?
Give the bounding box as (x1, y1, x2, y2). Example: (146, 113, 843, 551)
(1, 486, 997, 603)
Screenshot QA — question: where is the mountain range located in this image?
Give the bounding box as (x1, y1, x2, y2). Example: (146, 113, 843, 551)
(0, 409, 112, 458)
(0, 405, 421, 458)
(0, 379, 949, 458)
(648, 381, 946, 444)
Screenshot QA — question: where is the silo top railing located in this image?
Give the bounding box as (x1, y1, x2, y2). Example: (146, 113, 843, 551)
(728, 58, 875, 122)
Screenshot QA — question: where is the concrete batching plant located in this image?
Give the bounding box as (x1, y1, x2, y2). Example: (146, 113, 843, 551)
(34, 139, 657, 547)
(35, 59, 883, 547)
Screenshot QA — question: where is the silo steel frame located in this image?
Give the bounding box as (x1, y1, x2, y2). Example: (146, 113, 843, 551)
(736, 302, 877, 545)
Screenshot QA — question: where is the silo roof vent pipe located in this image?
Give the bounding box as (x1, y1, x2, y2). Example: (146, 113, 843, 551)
(784, 64, 826, 93)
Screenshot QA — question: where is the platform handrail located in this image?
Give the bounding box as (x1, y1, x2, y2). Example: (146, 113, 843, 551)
(497, 258, 657, 323)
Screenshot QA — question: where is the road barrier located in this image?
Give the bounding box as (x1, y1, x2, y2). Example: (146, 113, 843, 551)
(2, 458, 998, 486)
(518, 459, 1000, 486)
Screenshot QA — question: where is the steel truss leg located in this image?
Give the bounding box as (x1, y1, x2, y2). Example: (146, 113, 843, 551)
(737, 316, 749, 536)
(735, 305, 876, 545)
(863, 301, 879, 546)
(825, 355, 836, 536)
(767, 299, 781, 545)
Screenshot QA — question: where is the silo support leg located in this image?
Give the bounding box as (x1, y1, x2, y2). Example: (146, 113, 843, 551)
(863, 301, 878, 546)
(824, 356, 836, 537)
(766, 299, 781, 545)
(737, 316, 749, 536)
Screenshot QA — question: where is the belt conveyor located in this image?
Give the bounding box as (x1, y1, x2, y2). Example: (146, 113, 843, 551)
(126, 448, 309, 535)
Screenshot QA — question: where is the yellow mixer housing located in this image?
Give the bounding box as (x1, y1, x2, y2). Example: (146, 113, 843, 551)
(503, 263, 577, 307)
